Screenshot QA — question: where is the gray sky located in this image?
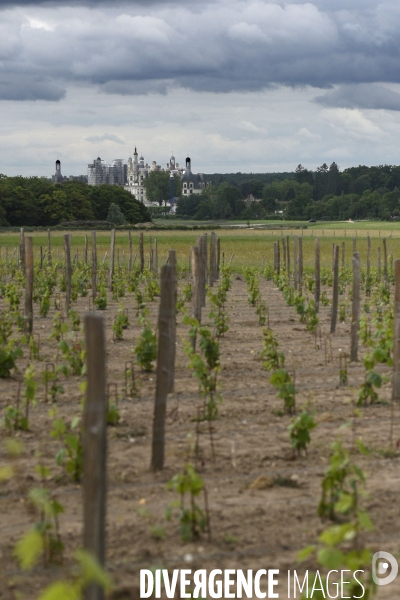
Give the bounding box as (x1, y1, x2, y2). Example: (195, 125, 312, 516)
(1, 0, 400, 176)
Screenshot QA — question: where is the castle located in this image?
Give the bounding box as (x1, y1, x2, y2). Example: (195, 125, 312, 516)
(86, 148, 207, 206)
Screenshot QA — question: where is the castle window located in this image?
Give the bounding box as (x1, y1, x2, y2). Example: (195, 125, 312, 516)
(183, 183, 187, 188)
(189, 183, 193, 188)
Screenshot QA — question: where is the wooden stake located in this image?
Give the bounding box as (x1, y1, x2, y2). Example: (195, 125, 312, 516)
(330, 245, 339, 334)
(350, 252, 360, 362)
(378, 247, 381, 277)
(216, 237, 221, 279)
(19, 228, 25, 274)
(383, 237, 388, 288)
(315, 238, 320, 313)
(209, 232, 216, 286)
(367, 235, 371, 282)
(282, 237, 287, 272)
(393, 259, 400, 401)
(199, 235, 207, 308)
(167, 250, 177, 394)
(91, 231, 97, 300)
(64, 234, 72, 313)
(286, 235, 290, 278)
(139, 232, 144, 273)
(84, 235, 88, 264)
(47, 228, 52, 266)
(298, 237, 303, 293)
(154, 238, 158, 274)
(151, 265, 176, 471)
(191, 245, 202, 333)
(277, 240, 281, 275)
(108, 229, 115, 291)
(128, 231, 133, 272)
(24, 237, 34, 337)
(83, 314, 107, 600)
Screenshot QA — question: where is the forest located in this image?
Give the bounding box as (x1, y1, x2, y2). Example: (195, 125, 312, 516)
(177, 163, 400, 221)
(0, 176, 151, 227)
(2, 162, 400, 227)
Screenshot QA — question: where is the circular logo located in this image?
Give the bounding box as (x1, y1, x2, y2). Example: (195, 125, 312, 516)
(372, 551, 398, 586)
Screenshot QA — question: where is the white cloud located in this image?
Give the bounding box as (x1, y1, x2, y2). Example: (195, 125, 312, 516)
(85, 133, 125, 144)
(321, 108, 384, 139)
(297, 127, 321, 141)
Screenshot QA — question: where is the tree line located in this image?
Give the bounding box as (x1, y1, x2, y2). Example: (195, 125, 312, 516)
(0, 176, 151, 226)
(3, 162, 400, 226)
(175, 163, 400, 221)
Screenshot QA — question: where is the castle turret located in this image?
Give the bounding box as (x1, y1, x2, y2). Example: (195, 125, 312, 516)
(54, 159, 63, 184)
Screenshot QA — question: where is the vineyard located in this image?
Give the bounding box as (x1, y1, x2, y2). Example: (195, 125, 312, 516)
(0, 228, 400, 599)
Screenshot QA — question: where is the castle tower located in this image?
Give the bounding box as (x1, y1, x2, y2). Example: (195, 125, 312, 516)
(54, 159, 63, 183)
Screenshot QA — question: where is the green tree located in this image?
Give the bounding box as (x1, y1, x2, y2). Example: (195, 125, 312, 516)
(39, 191, 73, 225)
(107, 203, 126, 225)
(8, 186, 38, 225)
(216, 183, 242, 218)
(88, 185, 150, 224)
(295, 164, 314, 186)
(143, 171, 170, 206)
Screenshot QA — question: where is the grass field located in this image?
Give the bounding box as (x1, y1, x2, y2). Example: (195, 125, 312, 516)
(0, 223, 399, 273)
(154, 218, 400, 233)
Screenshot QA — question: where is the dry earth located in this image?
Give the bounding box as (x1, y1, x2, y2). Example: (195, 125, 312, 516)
(0, 275, 399, 599)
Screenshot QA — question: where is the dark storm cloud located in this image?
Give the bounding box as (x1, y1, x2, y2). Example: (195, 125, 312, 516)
(2, 1, 400, 103)
(0, 0, 195, 5)
(315, 84, 400, 111)
(0, 74, 66, 101)
(99, 80, 170, 96)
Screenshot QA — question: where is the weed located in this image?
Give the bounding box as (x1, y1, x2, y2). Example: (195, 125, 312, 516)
(318, 440, 367, 521)
(50, 312, 67, 342)
(58, 338, 86, 376)
(14, 486, 64, 568)
(68, 309, 81, 332)
(288, 410, 316, 457)
(261, 329, 285, 371)
(166, 463, 208, 542)
(321, 290, 330, 306)
(51, 415, 83, 482)
(150, 526, 167, 540)
(256, 299, 268, 326)
(0, 339, 23, 378)
(299, 441, 374, 599)
(94, 286, 107, 310)
(135, 316, 157, 372)
(270, 368, 296, 414)
(113, 307, 129, 341)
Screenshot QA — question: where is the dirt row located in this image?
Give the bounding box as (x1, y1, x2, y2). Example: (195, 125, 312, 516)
(0, 276, 399, 599)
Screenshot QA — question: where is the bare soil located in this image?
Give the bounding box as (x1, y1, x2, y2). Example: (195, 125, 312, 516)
(0, 276, 399, 599)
